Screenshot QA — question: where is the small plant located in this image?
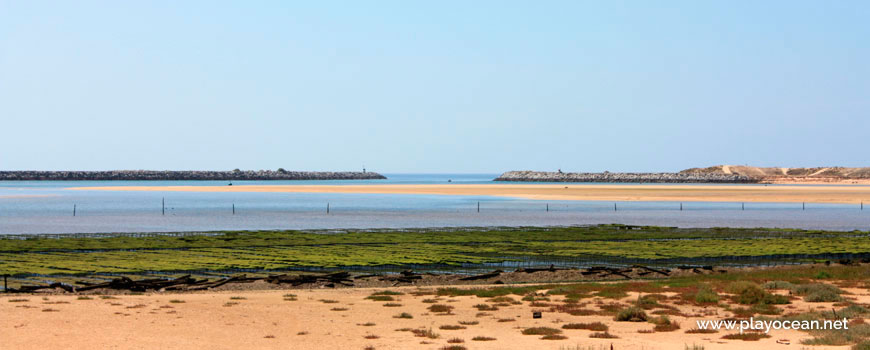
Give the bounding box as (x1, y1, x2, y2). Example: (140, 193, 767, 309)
(363, 334, 379, 339)
(363, 346, 375, 350)
(42, 308, 60, 312)
(762, 281, 795, 290)
(229, 296, 246, 300)
(297, 331, 308, 335)
(428, 304, 454, 313)
(366, 295, 395, 302)
(815, 271, 832, 279)
(359, 322, 376, 326)
(685, 328, 718, 334)
(473, 303, 498, 311)
(562, 322, 608, 331)
(693, 285, 720, 304)
(439, 325, 466, 330)
(614, 306, 648, 322)
(263, 335, 275, 339)
(793, 283, 843, 302)
(650, 316, 680, 332)
(497, 318, 515, 322)
(447, 337, 464, 343)
(168, 299, 185, 303)
(7, 299, 29, 302)
(223, 302, 239, 307)
(100, 296, 116, 299)
(394, 312, 413, 319)
(371, 290, 404, 296)
(411, 328, 439, 339)
(383, 303, 402, 307)
(522, 327, 562, 336)
(439, 346, 466, 350)
(471, 336, 496, 341)
(721, 332, 771, 341)
(283, 293, 297, 301)
(589, 331, 618, 338)
(77, 296, 93, 300)
(684, 344, 705, 350)
(542, 334, 568, 340)
(330, 307, 349, 311)
(458, 320, 479, 325)
(319, 299, 339, 304)
(422, 298, 438, 303)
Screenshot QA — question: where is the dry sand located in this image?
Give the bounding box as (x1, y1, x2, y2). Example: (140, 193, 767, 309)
(2, 284, 857, 350)
(71, 183, 870, 204)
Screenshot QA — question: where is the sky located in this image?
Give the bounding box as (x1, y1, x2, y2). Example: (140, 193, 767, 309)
(1, 1, 868, 173)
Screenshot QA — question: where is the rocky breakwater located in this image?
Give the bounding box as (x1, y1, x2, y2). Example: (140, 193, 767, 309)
(493, 170, 755, 183)
(0, 170, 387, 181)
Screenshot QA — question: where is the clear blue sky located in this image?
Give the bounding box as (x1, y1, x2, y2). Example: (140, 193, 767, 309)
(1, 1, 867, 173)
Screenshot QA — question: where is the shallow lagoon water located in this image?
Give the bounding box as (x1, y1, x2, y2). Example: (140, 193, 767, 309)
(1, 174, 868, 234)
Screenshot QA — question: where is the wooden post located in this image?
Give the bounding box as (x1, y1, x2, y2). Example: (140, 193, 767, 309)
(73, 204, 76, 217)
(327, 203, 330, 214)
(3, 275, 7, 292)
(232, 203, 235, 215)
(162, 197, 165, 216)
(742, 202, 745, 211)
(680, 202, 683, 211)
(477, 201, 480, 213)
(546, 203, 549, 212)
(614, 203, 617, 211)
(862, 201, 864, 210)
(802, 202, 805, 210)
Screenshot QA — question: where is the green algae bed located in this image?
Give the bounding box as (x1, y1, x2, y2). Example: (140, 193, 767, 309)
(1, 225, 869, 277)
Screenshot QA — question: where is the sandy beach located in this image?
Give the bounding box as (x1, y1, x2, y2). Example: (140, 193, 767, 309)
(71, 183, 870, 204)
(2, 282, 853, 350)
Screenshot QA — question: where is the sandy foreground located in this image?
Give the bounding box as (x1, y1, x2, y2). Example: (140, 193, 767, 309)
(1, 284, 859, 350)
(70, 183, 870, 204)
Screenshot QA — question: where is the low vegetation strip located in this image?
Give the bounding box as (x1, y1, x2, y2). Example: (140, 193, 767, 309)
(1, 225, 869, 276)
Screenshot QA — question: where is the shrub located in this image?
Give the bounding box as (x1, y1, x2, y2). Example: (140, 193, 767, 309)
(366, 295, 394, 301)
(411, 328, 439, 339)
(562, 322, 608, 331)
(371, 290, 403, 296)
(793, 284, 843, 302)
(440, 346, 466, 350)
(854, 340, 870, 350)
(428, 304, 454, 313)
(473, 303, 498, 311)
(521, 327, 562, 336)
(447, 338, 464, 343)
(589, 331, 619, 338)
(439, 325, 466, 330)
(815, 271, 832, 279)
(651, 317, 680, 332)
(541, 334, 568, 340)
(458, 321, 478, 325)
(394, 312, 413, 319)
(721, 332, 771, 341)
(471, 336, 496, 341)
(762, 281, 795, 290)
(694, 285, 720, 304)
(685, 328, 718, 334)
(614, 306, 648, 322)
(729, 282, 789, 305)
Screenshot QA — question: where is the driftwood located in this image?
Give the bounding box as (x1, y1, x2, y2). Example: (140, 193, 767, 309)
(379, 270, 423, 285)
(632, 265, 671, 276)
(579, 266, 632, 279)
(516, 264, 569, 273)
(459, 270, 502, 281)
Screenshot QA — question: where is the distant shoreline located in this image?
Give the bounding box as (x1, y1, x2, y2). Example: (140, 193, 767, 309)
(0, 170, 386, 181)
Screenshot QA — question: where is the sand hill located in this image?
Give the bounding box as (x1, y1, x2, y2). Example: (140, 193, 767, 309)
(680, 165, 870, 183)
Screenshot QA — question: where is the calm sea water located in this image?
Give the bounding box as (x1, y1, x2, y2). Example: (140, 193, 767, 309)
(0, 174, 868, 234)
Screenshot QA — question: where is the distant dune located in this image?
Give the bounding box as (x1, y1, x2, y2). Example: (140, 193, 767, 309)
(680, 165, 870, 184)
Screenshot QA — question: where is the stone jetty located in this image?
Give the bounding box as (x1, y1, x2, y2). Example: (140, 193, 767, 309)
(493, 170, 754, 183)
(0, 170, 386, 181)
